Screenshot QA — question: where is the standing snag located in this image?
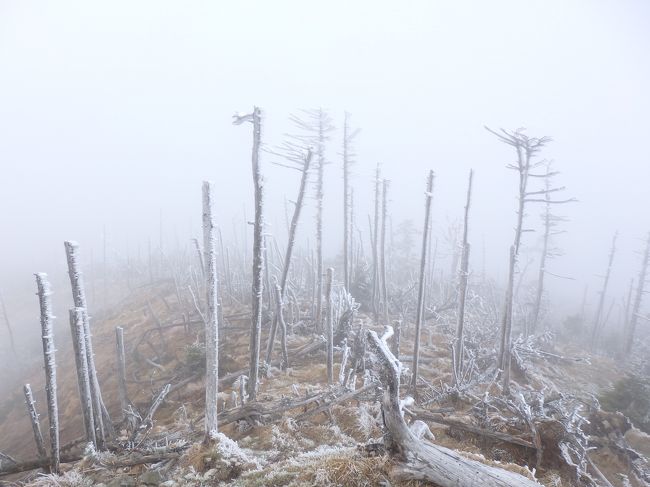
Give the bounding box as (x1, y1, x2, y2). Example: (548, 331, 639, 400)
(325, 267, 334, 384)
(234, 107, 264, 401)
(623, 232, 650, 354)
(23, 384, 47, 461)
(70, 308, 96, 447)
(202, 181, 219, 439)
(35, 273, 60, 474)
(411, 170, 434, 399)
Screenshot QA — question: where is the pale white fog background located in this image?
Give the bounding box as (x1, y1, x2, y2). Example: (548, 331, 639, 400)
(0, 1, 649, 387)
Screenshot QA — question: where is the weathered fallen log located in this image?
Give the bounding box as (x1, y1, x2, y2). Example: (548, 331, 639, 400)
(406, 408, 536, 449)
(366, 329, 541, 487)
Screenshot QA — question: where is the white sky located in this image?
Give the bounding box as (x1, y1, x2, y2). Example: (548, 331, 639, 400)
(1, 1, 649, 324)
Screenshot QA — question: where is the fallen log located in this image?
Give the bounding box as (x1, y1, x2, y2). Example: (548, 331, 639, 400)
(366, 329, 541, 487)
(406, 408, 536, 449)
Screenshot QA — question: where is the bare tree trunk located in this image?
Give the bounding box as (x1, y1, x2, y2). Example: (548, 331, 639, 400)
(23, 384, 47, 461)
(202, 181, 219, 440)
(265, 150, 312, 364)
(500, 246, 516, 395)
(453, 170, 473, 383)
(315, 112, 326, 334)
(325, 267, 334, 384)
(343, 113, 351, 291)
(70, 308, 96, 447)
(380, 179, 390, 328)
(35, 273, 59, 474)
(64, 241, 111, 440)
(273, 278, 289, 370)
(0, 290, 16, 358)
(411, 171, 434, 399)
(624, 232, 650, 354)
(591, 232, 617, 349)
(115, 326, 129, 422)
(234, 107, 264, 402)
(371, 165, 381, 316)
(191, 238, 205, 280)
(531, 193, 551, 334)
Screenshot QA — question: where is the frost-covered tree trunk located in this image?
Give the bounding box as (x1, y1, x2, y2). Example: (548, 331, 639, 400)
(69, 308, 96, 447)
(591, 232, 617, 349)
(234, 107, 264, 401)
(411, 171, 434, 399)
(202, 181, 219, 439)
(500, 246, 516, 395)
(624, 232, 650, 354)
(325, 267, 334, 384)
(453, 170, 473, 382)
(265, 149, 312, 364)
(64, 241, 111, 440)
(115, 326, 129, 422)
(35, 273, 59, 474)
(191, 238, 205, 280)
(380, 179, 390, 328)
(23, 384, 47, 461)
(371, 165, 381, 316)
(273, 278, 289, 370)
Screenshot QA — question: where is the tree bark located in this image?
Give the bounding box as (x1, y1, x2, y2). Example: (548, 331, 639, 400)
(23, 384, 47, 461)
(70, 308, 96, 447)
(202, 181, 219, 439)
(454, 169, 473, 382)
(411, 171, 434, 399)
(35, 273, 60, 474)
(115, 326, 130, 422)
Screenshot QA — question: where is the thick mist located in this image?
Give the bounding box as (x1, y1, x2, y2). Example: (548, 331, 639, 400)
(1, 1, 649, 376)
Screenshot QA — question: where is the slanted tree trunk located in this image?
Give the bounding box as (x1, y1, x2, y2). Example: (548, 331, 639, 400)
(411, 171, 434, 399)
(366, 330, 540, 487)
(530, 188, 551, 335)
(265, 149, 312, 364)
(591, 233, 617, 349)
(272, 278, 289, 370)
(325, 267, 334, 384)
(23, 384, 47, 461)
(115, 326, 130, 422)
(234, 108, 264, 402)
(624, 232, 650, 354)
(69, 308, 96, 447)
(35, 273, 59, 474)
(453, 170, 473, 383)
(64, 241, 111, 440)
(202, 181, 219, 439)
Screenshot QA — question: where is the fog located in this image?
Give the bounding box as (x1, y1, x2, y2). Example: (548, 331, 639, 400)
(1, 1, 649, 369)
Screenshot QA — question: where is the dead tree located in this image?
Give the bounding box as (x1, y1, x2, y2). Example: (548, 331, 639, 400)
(342, 112, 359, 291)
(380, 178, 390, 328)
(64, 241, 111, 439)
(23, 384, 47, 461)
(530, 163, 571, 334)
(70, 308, 96, 447)
(487, 128, 573, 394)
(624, 232, 650, 354)
(202, 181, 219, 439)
(233, 108, 264, 401)
(0, 290, 16, 357)
(273, 278, 289, 370)
(265, 146, 313, 364)
(115, 326, 130, 422)
(325, 267, 334, 384)
(453, 169, 473, 383)
(411, 170, 434, 399)
(366, 330, 540, 487)
(35, 273, 59, 474)
(371, 164, 382, 315)
(591, 232, 617, 349)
